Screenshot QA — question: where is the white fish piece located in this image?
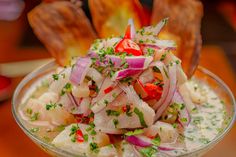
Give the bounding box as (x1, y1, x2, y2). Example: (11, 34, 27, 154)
(38, 91, 59, 104)
(72, 82, 90, 98)
(49, 68, 71, 94)
(121, 141, 140, 157)
(94, 86, 155, 132)
(97, 145, 119, 157)
(52, 124, 110, 155)
(154, 121, 178, 143)
(23, 96, 74, 127)
(91, 87, 122, 113)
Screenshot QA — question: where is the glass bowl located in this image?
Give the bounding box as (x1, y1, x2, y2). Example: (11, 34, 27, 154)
(12, 61, 236, 157)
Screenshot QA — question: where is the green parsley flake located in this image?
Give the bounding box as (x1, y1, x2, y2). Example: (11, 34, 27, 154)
(160, 53, 167, 61)
(134, 107, 147, 127)
(45, 102, 57, 110)
(113, 119, 119, 128)
(30, 112, 39, 121)
(83, 134, 89, 142)
(106, 110, 120, 117)
(125, 129, 144, 136)
(152, 137, 161, 146)
(90, 142, 99, 153)
(60, 83, 72, 96)
(139, 147, 158, 157)
(52, 74, 59, 81)
(30, 127, 39, 133)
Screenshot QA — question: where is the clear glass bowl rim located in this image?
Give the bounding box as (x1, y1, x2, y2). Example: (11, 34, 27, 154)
(12, 61, 236, 157)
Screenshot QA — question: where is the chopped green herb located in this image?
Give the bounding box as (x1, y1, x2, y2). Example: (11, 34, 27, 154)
(162, 18, 169, 25)
(60, 83, 72, 96)
(90, 129, 97, 135)
(153, 66, 161, 73)
(175, 60, 180, 64)
(70, 125, 79, 136)
(125, 129, 144, 136)
(125, 105, 133, 117)
(45, 102, 57, 110)
(30, 112, 39, 121)
(163, 67, 169, 78)
(139, 146, 158, 157)
(139, 39, 144, 43)
(160, 53, 167, 61)
(172, 123, 178, 128)
(104, 99, 109, 105)
(90, 142, 99, 153)
(83, 134, 89, 142)
(26, 108, 32, 115)
(52, 74, 59, 81)
(106, 110, 120, 117)
(113, 119, 119, 128)
(134, 107, 147, 127)
(180, 117, 188, 123)
(199, 137, 210, 144)
(30, 127, 39, 133)
(146, 48, 155, 56)
(152, 137, 161, 146)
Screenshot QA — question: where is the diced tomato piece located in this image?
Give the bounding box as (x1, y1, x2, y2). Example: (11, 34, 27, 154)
(144, 83, 162, 100)
(115, 39, 142, 56)
(76, 129, 84, 142)
(104, 86, 114, 94)
(122, 106, 127, 112)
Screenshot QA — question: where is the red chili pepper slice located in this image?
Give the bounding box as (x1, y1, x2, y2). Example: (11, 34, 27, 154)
(104, 86, 114, 94)
(76, 129, 84, 142)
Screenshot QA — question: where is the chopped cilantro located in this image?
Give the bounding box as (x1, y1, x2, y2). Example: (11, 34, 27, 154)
(26, 108, 32, 115)
(30, 127, 39, 133)
(60, 83, 72, 96)
(153, 66, 161, 73)
(160, 53, 167, 61)
(45, 102, 57, 110)
(83, 134, 89, 142)
(125, 129, 144, 136)
(30, 112, 39, 121)
(146, 48, 155, 56)
(90, 142, 99, 153)
(52, 74, 59, 81)
(104, 99, 109, 105)
(106, 110, 120, 117)
(113, 119, 119, 128)
(125, 105, 133, 117)
(139, 147, 158, 157)
(152, 137, 161, 146)
(134, 107, 147, 127)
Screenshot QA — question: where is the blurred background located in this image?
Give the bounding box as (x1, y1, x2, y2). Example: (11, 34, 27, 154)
(0, 0, 235, 157)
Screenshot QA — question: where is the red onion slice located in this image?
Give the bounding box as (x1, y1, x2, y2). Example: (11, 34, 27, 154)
(126, 135, 152, 147)
(154, 63, 177, 120)
(86, 68, 103, 87)
(112, 68, 142, 80)
(69, 57, 91, 85)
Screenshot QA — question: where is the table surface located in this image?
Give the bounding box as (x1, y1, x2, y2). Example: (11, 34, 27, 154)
(0, 46, 235, 157)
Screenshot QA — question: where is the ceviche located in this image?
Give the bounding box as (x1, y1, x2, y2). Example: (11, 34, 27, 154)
(18, 19, 228, 157)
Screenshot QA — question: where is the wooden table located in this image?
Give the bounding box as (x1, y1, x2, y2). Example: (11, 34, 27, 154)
(0, 46, 235, 157)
